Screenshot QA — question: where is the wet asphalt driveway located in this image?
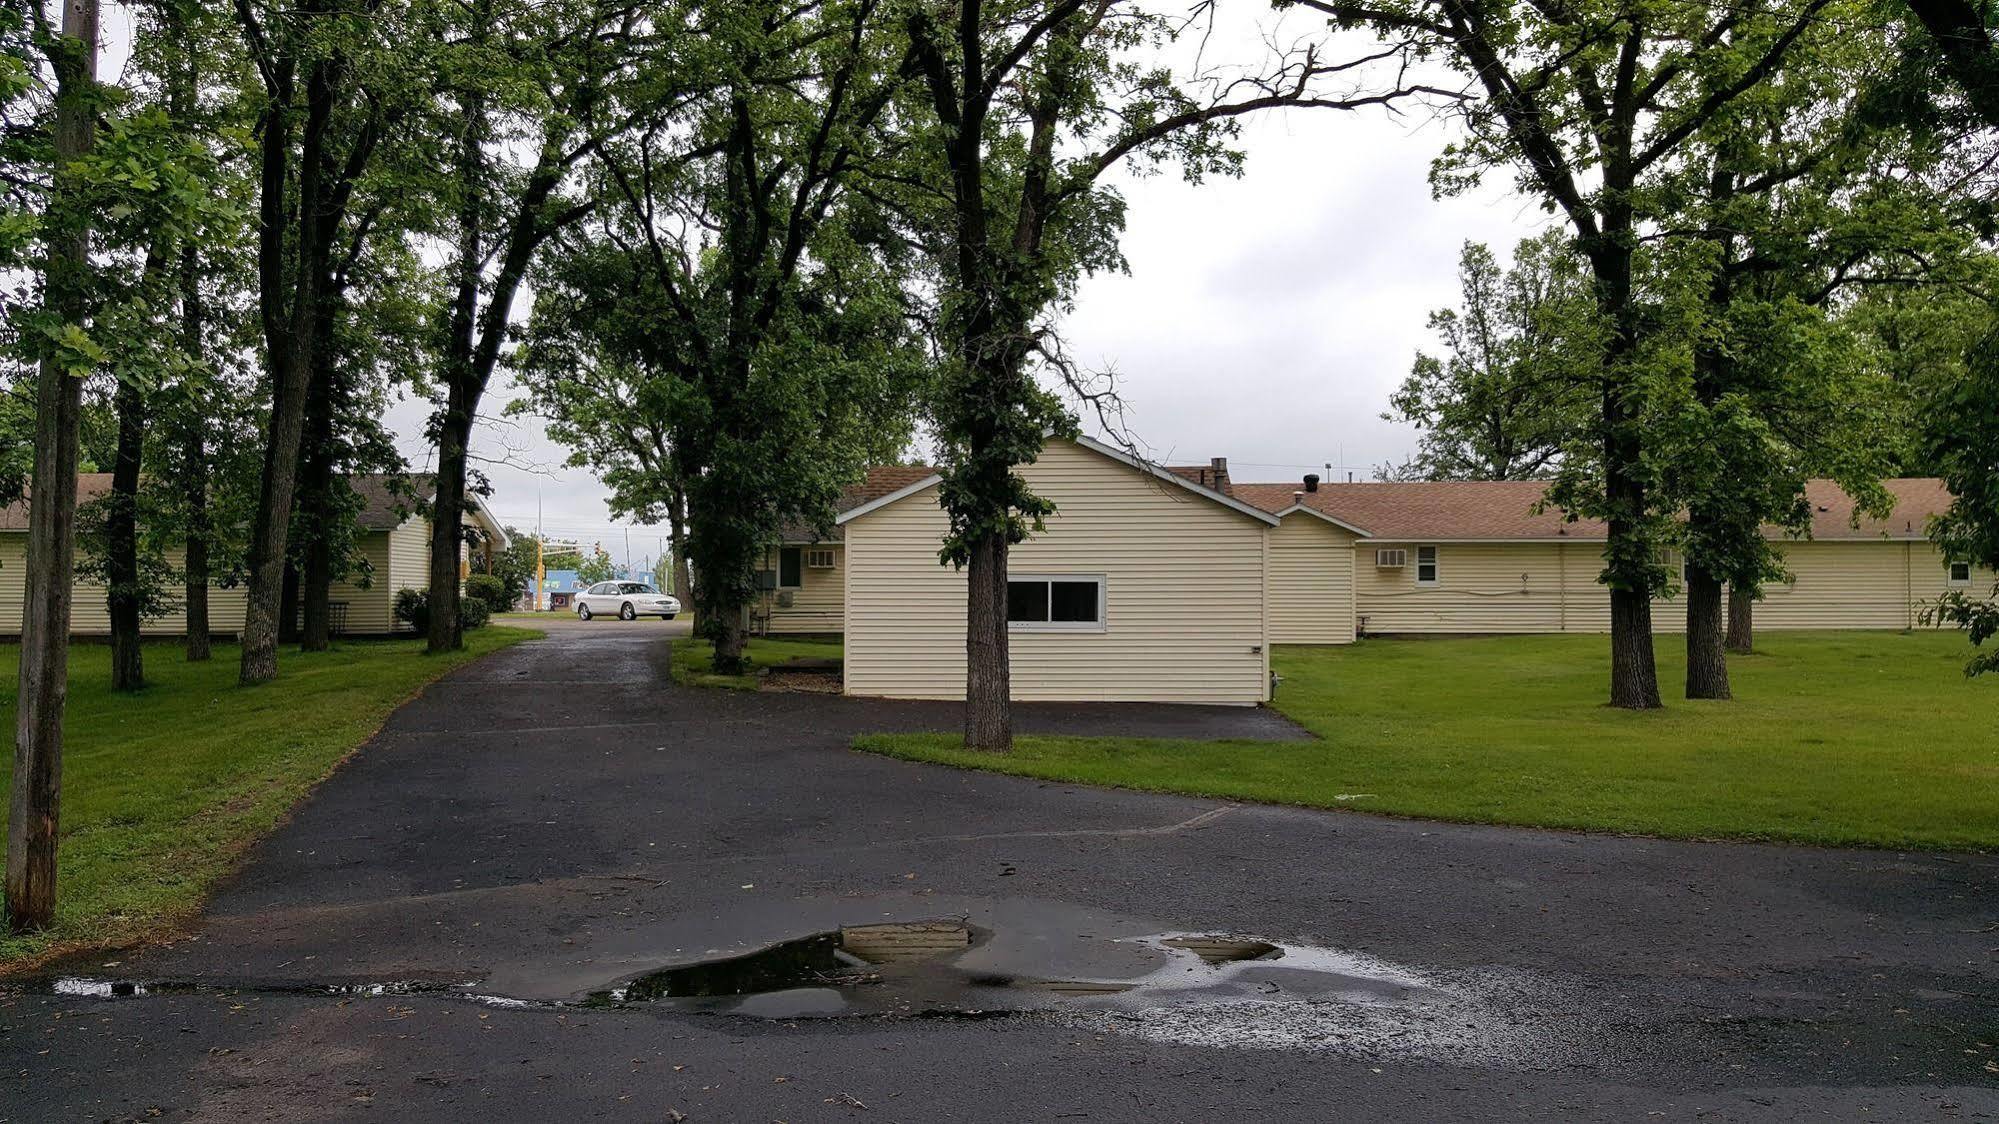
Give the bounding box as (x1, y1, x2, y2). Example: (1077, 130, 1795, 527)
(3, 626, 1997, 1121)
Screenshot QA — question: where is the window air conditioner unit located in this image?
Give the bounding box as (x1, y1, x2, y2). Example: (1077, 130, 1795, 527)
(1376, 548, 1408, 568)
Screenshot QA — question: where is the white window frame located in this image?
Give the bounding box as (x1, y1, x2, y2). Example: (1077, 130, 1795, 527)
(1948, 559, 1973, 586)
(1006, 573, 1107, 633)
(805, 548, 836, 569)
(1415, 545, 1440, 587)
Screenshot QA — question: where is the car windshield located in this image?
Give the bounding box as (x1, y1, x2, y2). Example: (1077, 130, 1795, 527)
(619, 583, 657, 594)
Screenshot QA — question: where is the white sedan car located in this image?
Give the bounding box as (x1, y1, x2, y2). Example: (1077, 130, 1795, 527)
(575, 581, 680, 621)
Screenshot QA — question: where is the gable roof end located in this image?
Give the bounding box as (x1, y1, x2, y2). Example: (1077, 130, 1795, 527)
(1072, 435, 1278, 525)
(1272, 503, 1373, 537)
(835, 437, 1281, 527)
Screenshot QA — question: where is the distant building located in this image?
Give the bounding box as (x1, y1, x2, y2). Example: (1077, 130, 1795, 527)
(528, 564, 652, 611)
(531, 569, 582, 611)
(1, 473, 508, 638)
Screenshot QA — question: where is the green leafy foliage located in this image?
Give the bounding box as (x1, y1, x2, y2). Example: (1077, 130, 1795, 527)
(456, 595, 491, 631)
(463, 572, 511, 614)
(392, 588, 430, 633)
(1922, 321, 1999, 674)
(487, 527, 540, 606)
(516, 0, 927, 673)
(574, 544, 616, 586)
(1384, 236, 1596, 481)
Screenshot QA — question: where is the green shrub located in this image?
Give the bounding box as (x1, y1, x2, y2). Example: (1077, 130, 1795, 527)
(393, 588, 429, 634)
(393, 588, 490, 634)
(458, 596, 492, 630)
(464, 573, 512, 614)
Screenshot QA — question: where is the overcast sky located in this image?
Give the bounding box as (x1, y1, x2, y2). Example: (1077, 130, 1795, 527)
(329, 8, 1545, 571)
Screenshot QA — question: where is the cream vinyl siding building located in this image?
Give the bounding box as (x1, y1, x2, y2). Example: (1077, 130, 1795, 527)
(1349, 538, 1983, 635)
(339, 520, 424, 635)
(1232, 476, 1982, 639)
(839, 437, 1278, 705)
(0, 474, 506, 638)
(0, 540, 251, 636)
(1266, 509, 1366, 644)
(1353, 540, 1614, 635)
(757, 543, 846, 634)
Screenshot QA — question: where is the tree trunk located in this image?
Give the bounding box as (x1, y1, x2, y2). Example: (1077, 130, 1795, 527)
(300, 520, 332, 651)
(427, 30, 487, 657)
(179, 247, 210, 661)
(1684, 565, 1731, 700)
(182, 432, 210, 660)
(279, 563, 300, 645)
(237, 283, 322, 678)
(9, 0, 98, 935)
(1602, 468, 1662, 709)
(963, 529, 1012, 752)
(426, 390, 473, 654)
(712, 605, 747, 670)
(1726, 587, 1754, 654)
(239, 50, 337, 686)
(1591, 211, 1662, 711)
(1607, 585, 1660, 709)
(106, 370, 146, 691)
(298, 329, 336, 653)
(669, 486, 692, 614)
(686, 513, 752, 675)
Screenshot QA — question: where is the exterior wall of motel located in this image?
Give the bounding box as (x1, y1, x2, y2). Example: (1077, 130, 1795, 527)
(842, 439, 1271, 704)
(760, 543, 846, 634)
(1340, 538, 1985, 636)
(0, 538, 251, 636)
(1267, 513, 1360, 645)
(0, 517, 459, 637)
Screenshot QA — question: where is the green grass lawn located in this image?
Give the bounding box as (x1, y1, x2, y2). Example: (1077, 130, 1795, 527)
(670, 636, 844, 690)
(856, 631, 1999, 850)
(0, 627, 534, 967)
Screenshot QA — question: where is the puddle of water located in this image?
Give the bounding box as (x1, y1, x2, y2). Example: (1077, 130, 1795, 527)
(581, 922, 1457, 1032)
(586, 921, 977, 1010)
(29, 904, 1583, 1068)
(1159, 936, 1281, 965)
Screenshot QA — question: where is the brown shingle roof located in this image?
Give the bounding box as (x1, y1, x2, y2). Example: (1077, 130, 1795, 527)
(1233, 477, 1954, 542)
(1163, 465, 1233, 495)
(1799, 477, 1955, 541)
(0, 473, 114, 530)
(1, 473, 442, 533)
(350, 473, 433, 530)
(839, 465, 937, 511)
(780, 465, 937, 543)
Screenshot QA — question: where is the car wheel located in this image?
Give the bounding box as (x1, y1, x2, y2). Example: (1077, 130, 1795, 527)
(577, 604, 592, 621)
(620, 602, 636, 621)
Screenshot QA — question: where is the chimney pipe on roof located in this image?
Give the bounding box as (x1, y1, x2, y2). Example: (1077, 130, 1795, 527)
(1209, 457, 1229, 491)
(1303, 473, 1320, 493)
(1293, 491, 1304, 504)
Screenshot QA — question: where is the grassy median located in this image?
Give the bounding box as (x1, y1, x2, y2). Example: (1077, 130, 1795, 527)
(0, 627, 534, 967)
(670, 636, 844, 689)
(856, 631, 1999, 850)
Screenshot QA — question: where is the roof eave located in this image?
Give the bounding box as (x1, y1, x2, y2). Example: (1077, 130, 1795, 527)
(1070, 434, 1281, 526)
(835, 474, 945, 524)
(1273, 504, 1373, 537)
